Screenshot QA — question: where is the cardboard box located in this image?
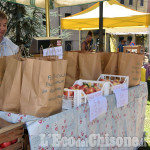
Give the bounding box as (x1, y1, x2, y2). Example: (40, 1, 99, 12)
(123, 45, 145, 54)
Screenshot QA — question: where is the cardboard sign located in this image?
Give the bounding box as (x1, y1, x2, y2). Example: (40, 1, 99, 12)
(43, 46, 63, 59)
(88, 91, 107, 122)
(113, 84, 128, 108)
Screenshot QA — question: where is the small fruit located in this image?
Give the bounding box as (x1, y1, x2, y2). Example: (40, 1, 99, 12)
(73, 84, 80, 89)
(0, 142, 11, 148)
(99, 79, 105, 81)
(69, 86, 75, 90)
(120, 80, 124, 84)
(79, 85, 88, 90)
(11, 139, 17, 144)
(64, 91, 73, 97)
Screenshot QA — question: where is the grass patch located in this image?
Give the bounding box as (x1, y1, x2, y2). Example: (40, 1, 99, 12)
(144, 100, 150, 145)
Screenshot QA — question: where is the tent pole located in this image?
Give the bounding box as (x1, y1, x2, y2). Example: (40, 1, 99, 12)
(99, 1, 103, 52)
(148, 26, 150, 61)
(45, 0, 50, 37)
(79, 30, 81, 50)
(105, 31, 106, 52)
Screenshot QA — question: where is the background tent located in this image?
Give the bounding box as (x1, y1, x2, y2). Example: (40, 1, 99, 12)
(61, 0, 150, 30)
(61, 0, 150, 53)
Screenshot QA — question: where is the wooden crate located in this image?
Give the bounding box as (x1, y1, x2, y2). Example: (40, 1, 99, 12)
(23, 129, 30, 150)
(0, 118, 24, 150)
(123, 45, 145, 54)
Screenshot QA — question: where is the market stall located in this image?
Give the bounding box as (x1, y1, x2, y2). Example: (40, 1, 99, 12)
(0, 0, 149, 150)
(0, 82, 147, 149)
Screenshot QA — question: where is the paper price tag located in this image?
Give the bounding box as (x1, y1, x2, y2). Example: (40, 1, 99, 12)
(112, 83, 127, 91)
(113, 84, 128, 108)
(88, 91, 107, 122)
(43, 46, 63, 59)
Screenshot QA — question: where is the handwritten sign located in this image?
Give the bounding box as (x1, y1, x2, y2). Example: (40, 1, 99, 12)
(113, 84, 128, 108)
(112, 83, 127, 91)
(88, 91, 107, 122)
(43, 46, 63, 59)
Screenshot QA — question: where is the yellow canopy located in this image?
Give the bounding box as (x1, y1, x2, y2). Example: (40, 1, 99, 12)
(61, 0, 150, 30)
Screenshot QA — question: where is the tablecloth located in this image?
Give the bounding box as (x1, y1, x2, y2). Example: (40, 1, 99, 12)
(0, 82, 148, 150)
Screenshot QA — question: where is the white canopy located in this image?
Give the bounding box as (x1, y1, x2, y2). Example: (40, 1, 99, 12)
(61, 0, 150, 30)
(106, 27, 149, 35)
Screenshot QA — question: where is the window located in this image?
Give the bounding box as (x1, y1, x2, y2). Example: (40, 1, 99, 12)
(65, 13, 71, 17)
(65, 41, 72, 51)
(128, 36, 132, 43)
(129, 0, 133, 5)
(119, 37, 124, 43)
(120, 0, 124, 4)
(140, 0, 144, 6)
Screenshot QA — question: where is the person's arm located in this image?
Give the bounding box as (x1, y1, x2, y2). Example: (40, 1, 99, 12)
(117, 47, 119, 52)
(117, 44, 120, 52)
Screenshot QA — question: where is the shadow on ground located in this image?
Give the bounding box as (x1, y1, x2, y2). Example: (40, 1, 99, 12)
(138, 142, 150, 150)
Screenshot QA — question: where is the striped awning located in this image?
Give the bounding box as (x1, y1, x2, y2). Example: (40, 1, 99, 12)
(2, 0, 107, 8)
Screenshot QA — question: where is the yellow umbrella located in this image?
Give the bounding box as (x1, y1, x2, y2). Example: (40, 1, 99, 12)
(3, 0, 107, 37)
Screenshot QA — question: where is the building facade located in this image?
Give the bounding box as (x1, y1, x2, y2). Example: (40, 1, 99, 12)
(50, 6, 83, 51)
(118, 0, 150, 12)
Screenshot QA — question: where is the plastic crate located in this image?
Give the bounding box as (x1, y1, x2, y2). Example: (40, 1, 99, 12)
(62, 79, 111, 110)
(0, 118, 24, 150)
(62, 88, 87, 110)
(97, 74, 129, 91)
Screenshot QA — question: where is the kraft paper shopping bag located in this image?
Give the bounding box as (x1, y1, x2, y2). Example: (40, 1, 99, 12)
(20, 58, 67, 117)
(118, 53, 144, 87)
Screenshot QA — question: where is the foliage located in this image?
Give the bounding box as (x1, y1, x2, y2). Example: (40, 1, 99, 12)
(0, 1, 72, 51)
(144, 100, 150, 145)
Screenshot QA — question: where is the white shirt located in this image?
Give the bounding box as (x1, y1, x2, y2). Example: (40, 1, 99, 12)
(0, 37, 19, 56)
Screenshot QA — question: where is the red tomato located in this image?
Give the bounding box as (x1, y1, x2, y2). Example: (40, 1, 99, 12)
(11, 139, 17, 144)
(0, 147, 2, 150)
(0, 142, 11, 148)
(64, 91, 73, 97)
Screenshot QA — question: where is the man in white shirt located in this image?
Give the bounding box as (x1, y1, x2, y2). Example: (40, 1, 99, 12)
(0, 10, 19, 56)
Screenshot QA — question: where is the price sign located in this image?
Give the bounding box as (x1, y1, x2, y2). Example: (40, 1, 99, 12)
(88, 91, 107, 122)
(43, 46, 63, 59)
(112, 83, 127, 91)
(113, 84, 128, 108)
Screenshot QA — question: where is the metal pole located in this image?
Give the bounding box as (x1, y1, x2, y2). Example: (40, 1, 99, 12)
(105, 30, 106, 51)
(45, 0, 50, 37)
(99, 1, 103, 52)
(148, 26, 150, 61)
(79, 30, 81, 50)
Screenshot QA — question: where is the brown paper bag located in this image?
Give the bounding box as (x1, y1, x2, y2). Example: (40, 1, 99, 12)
(0, 55, 17, 86)
(79, 53, 102, 80)
(63, 51, 79, 88)
(118, 53, 144, 87)
(20, 58, 67, 117)
(100, 52, 112, 73)
(104, 53, 118, 75)
(0, 58, 22, 113)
